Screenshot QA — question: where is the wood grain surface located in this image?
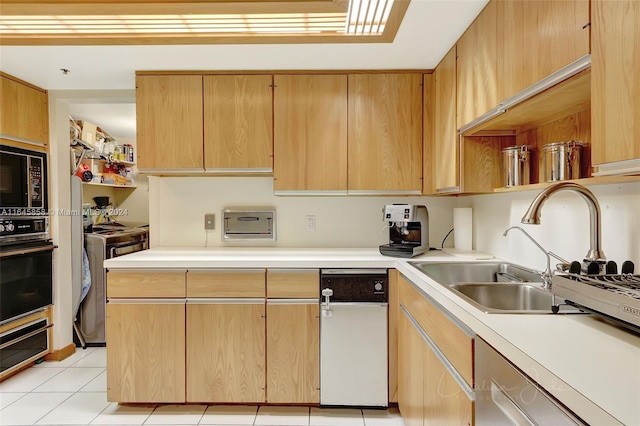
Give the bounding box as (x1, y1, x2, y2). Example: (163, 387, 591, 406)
(107, 270, 186, 298)
(187, 270, 265, 298)
(266, 269, 318, 298)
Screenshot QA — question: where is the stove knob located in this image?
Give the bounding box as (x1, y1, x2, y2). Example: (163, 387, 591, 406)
(374, 283, 383, 291)
(5, 223, 15, 232)
(0, 224, 4, 232)
(605, 260, 618, 275)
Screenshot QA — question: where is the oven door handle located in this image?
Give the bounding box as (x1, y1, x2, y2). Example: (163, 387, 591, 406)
(0, 244, 56, 258)
(0, 323, 53, 350)
(109, 241, 147, 258)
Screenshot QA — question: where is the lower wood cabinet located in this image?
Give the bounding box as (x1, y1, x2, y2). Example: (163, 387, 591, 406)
(266, 301, 319, 403)
(398, 274, 474, 425)
(106, 301, 186, 403)
(186, 301, 266, 402)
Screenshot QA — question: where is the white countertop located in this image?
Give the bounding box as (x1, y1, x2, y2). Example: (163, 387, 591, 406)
(105, 247, 640, 425)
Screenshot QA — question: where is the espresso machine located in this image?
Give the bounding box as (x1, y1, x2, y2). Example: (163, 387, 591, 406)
(379, 204, 429, 258)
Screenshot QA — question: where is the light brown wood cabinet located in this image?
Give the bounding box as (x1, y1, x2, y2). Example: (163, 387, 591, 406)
(136, 73, 273, 173)
(348, 73, 423, 193)
(105, 270, 187, 403)
(186, 269, 266, 403)
(265, 269, 319, 403)
(273, 74, 348, 192)
(434, 47, 459, 193)
(204, 75, 273, 172)
(496, 0, 590, 102)
(0, 72, 48, 145)
(136, 75, 203, 171)
(456, 0, 498, 128)
(592, 0, 640, 166)
(187, 301, 266, 402)
(398, 274, 474, 425)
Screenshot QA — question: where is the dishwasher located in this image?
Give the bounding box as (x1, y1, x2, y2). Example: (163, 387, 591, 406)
(319, 268, 388, 407)
(475, 337, 586, 425)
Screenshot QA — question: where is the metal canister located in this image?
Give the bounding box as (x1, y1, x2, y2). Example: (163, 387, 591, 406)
(543, 140, 584, 182)
(502, 145, 532, 187)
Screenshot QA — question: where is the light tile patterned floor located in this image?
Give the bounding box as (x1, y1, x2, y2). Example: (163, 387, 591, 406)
(0, 348, 405, 425)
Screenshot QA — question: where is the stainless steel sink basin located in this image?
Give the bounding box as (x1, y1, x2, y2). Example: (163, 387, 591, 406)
(408, 261, 543, 285)
(450, 283, 554, 314)
(408, 261, 580, 314)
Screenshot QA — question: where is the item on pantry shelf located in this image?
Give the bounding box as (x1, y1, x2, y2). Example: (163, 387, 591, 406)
(74, 163, 93, 182)
(93, 196, 110, 207)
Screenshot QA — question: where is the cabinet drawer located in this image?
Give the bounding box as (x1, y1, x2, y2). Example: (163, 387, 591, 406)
(267, 269, 319, 298)
(399, 275, 473, 387)
(107, 270, 186, 298)
(187, 269, 265, 297)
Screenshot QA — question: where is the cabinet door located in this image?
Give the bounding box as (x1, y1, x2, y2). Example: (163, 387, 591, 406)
(273, 74, 347, 192)
(136, 75, 203, 171)
(348, 73, 422, 193)
(0, 73, 48, 144)
(434, 47, 459, 193)
(592, 0, 640, 165)
(204, 75, 273, 172)
(186, 302, 265, 403)
(497, 0, 590, 101)
(457, 1, 498, 128)
(398, 307, 425, 426)
(423, 339, 474, 426)
(266, 302, 319, 403)
(106, 302, 185, 403)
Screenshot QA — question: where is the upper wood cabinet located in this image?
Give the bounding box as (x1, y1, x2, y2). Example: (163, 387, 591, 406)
(348, 73, 423, 193)
(0, 72, 48, 145)
(136, 75, 203, 171)
(592, 0, 640, 166)
(456, 0, 498, 128)
(496, 0, 590, 101)
(273, 74, 348, 193)
(204, 75, 273, 172)
(434, 47, 459, 193)
(422, 73, 435, 195)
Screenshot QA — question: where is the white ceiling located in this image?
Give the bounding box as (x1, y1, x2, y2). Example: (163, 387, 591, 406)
(0, 0, 488, 139)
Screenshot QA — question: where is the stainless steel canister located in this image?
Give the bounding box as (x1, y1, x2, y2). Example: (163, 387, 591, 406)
(502, 145, 532, 187)
(543, 140, 584, 182)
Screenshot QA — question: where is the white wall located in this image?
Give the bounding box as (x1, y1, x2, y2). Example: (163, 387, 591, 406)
(148, 177, 458, 249)
(148, 177, 640, 275)
(460, 181, 640, 272)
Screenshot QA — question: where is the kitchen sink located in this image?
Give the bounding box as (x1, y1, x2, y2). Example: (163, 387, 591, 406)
(408, 261, 543, 285)
(408, 261, 580, 314)
(449, 283, 554, 314)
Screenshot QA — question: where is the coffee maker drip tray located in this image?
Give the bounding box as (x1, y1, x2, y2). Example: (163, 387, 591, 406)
(379, 243, 426, 258)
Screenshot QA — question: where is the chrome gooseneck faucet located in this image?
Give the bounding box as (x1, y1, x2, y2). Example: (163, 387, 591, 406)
(520, 182, 606, 264)
(503, 226, 553, 289)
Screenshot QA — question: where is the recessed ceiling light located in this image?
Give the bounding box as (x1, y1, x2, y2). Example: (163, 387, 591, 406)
(0, 0, 408, 45)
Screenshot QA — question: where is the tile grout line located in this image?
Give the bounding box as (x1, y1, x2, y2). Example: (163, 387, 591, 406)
(32, 391, 76, 426)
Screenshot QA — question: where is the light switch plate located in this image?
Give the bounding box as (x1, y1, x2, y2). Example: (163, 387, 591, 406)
(204, 214, 215, 230)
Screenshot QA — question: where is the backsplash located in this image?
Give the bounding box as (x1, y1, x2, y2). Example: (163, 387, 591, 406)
(148, 176, 458, 249)
(463, 181, 640, 272)
(147, 176, 640, 272)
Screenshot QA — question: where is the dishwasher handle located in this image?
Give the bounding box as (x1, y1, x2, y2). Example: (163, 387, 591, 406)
(321, 288, 333, 317)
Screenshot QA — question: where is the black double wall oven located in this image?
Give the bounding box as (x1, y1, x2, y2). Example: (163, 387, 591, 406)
(0, 144, 54, 374)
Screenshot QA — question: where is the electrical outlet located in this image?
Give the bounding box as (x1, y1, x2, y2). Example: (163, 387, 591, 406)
(204, 214, 215, 230)
(305, 215, 316, 231)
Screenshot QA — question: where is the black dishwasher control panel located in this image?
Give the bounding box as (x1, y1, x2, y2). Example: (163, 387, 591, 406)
(320, 269, 388, 303)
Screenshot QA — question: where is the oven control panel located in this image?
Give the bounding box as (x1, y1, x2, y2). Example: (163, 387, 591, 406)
(0, 217, 49, 241)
